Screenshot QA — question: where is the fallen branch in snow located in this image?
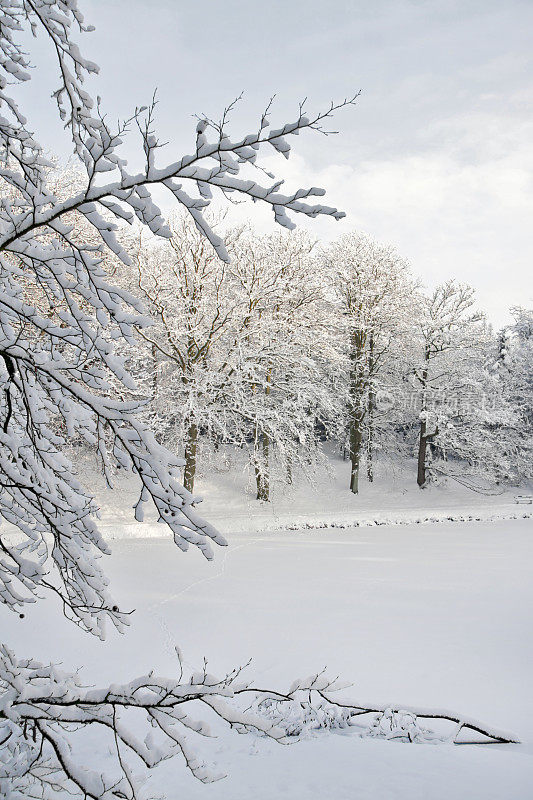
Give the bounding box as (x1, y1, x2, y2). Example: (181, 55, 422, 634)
(0, 649, 520, 799)
(314, 691, 520, 745)
(0, 645, 285, 797)
(241, 674, 520, 746)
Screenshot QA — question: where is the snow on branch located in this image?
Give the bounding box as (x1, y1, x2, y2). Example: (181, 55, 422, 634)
(0, 648, 519, 799)
(0, 645, 284, 798)
(0, 0, 358, 261)
(241, 672, 520, 746)
(0, 0, 355, 632)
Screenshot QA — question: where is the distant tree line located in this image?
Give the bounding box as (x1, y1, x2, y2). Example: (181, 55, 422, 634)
(98, 210, 531, 500)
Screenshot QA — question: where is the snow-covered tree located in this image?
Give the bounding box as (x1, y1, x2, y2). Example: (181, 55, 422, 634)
(0, 1, 356, 794)
(324, 231, 416, 493)
(411, 281, 490, 488)
(491, 306, 533, 481)
(498, 307, 533, 427)
(116, 212, 251, 493)
(115, 222, 340, 500)
(229, 229, 342, 501)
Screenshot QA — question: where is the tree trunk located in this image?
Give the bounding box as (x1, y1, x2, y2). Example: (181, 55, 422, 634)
(286, 451, 293, 486)
(254, 366, 272, 502)
(349, 416, 363, 494)
(366, 428, 374, 482)
(417, 360, 430, 488)
(151, 343, 158, 399)
(417, 419, 428, 488)
(255, 430, 270, 501)
(349, 326, 366, 494)
(366, 333, 375, 483)
(183, 421, 198, 494)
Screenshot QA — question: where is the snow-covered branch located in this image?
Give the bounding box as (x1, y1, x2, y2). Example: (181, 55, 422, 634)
(0, 0, 355, 630)
(0, 646, 519, 799)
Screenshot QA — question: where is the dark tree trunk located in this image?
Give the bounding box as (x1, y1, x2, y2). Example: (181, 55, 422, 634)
(255, 430, 270, 501)
(366, 427, 374, 482)
(183, 421, 198, 493)
(349, 416, 363, 494)
(417, 419, 428, 488)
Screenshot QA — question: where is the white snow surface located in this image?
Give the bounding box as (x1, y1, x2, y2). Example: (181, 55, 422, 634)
(2, 452, 532, 799)
(90, 448, 532, 540)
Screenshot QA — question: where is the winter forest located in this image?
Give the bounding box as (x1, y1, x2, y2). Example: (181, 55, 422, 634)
(1, 2, 532, 800)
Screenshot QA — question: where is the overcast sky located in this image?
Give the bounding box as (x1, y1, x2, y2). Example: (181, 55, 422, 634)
(28, 0, 533, 326)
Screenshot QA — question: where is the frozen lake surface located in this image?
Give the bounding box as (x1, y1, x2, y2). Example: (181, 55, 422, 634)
(4, 518, 533, 799)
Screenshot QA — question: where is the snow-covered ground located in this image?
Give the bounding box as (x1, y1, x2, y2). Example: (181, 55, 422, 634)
(4, 510, 533, 799)
(88, 447, 532, 540)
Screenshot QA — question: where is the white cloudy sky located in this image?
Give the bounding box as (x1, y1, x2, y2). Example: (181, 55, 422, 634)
(27, 0, 533, 326)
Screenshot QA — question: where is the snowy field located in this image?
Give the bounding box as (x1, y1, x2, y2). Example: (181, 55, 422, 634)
(4, 513, 533, 799)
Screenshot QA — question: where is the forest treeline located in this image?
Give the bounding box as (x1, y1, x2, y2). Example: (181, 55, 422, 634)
(97, 210, 530, 500)
(33, 173, 531, 500)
